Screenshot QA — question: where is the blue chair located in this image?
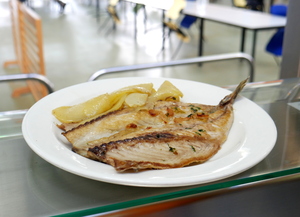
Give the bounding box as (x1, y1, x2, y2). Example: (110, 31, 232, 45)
(167, 0, 198, 59)
(180, 15, 197, 29)
(270, 4, 287, 17)
(180, 0, 197, 29)
(265, 5, 288, 64)
(266, 28, 284, 56)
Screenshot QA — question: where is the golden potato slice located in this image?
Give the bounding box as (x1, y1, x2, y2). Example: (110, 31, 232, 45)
(52, 94, 111, 124)
(149, 80, 183, 102)
(106, 83, 154, 107)
(113, 83, 154, 95)
(52, 83, 154, 124)
(125, 93, 149, 107)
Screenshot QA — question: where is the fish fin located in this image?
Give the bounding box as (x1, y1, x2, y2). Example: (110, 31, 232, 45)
(219, 77, 249, 106)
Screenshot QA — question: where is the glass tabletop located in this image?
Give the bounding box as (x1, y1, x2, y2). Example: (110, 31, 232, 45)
(1, 78, 299, 217)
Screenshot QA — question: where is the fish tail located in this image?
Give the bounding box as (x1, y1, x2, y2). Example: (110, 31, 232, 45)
(219, 77, 249, 106)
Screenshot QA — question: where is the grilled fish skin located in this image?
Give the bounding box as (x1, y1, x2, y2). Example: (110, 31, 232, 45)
(63, 78, 248, 171)
(88, 123, 224, 172)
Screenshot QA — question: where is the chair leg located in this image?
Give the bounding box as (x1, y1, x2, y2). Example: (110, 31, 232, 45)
(3, 60, 18, 68)
(273, 56, 281, 66)
(163, 21, 190, 43)
(143, 5, 147, 34)
(98, 16, 114, 35)
(107, 5, 121, 24)
(171, 40, 183, 59)
(158, 29, 184, 60)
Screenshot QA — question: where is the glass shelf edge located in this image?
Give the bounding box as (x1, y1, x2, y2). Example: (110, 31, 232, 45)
(53, 167, 300, 217)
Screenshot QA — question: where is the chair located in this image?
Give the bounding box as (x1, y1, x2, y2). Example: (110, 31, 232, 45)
(265, 4, 288, 64)
(232, 0, 247, 8)
(178, 0, 198, 32)
(180, 15, 197, 29)
(270, 4, 287, 16)
(3, 0, 48, 101)
(164, 10, 198, 59)
(266, 28, 284, 57)
(165, 14, 197, 59)
(232, 0, 264, 11)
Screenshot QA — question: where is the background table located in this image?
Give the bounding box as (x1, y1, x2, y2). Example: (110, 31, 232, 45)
(113, 1, 286, 59)
(183, 2, 287, 58)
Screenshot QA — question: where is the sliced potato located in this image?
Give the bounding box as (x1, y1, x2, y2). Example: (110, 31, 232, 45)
(66, 94, 129, 128)
(101, 93, 128, 115)
(52, 94, 110, 123)
(52, 83, 154, 124)
(113, 83, 154, 95)
(52, 81, 183, 125)
(148, 81, 183, 102)
(125, 93, 149, 107)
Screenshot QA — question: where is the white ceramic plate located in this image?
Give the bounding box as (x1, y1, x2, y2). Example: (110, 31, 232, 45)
(22, 77, 277, 187)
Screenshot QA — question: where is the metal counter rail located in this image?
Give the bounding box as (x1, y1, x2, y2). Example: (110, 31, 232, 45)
(1, 76, 300, 216)
(88, 52, 254, 82)
(0, 73, 55, 94)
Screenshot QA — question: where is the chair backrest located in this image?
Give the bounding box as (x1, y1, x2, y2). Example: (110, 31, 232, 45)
(18, 2, 46, 76)
(266, 28, 285, 56)
(180, 15, 197, 29)
(270, 4, 288, 17)
(4, 0, 47, 101)
(265, 5, 288, 57)
(232, 0, 247, 8)
(232, 0, 264, 11)
(7, 0, 22, 67)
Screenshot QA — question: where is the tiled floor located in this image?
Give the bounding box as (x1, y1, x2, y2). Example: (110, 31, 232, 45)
(0, 0, 281, 111)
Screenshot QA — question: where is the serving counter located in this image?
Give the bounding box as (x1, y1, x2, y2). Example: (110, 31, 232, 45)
(1, 77, 299, 216)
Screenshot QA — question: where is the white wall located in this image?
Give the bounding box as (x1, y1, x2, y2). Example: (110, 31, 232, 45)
(280, 0, 300, 78)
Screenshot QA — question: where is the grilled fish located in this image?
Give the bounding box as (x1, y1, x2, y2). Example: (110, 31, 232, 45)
(63, 79, 248, 172)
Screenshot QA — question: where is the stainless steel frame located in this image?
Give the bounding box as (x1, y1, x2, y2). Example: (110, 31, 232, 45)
(88, 52, 255, 82)
(0, 73, 55, 94)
